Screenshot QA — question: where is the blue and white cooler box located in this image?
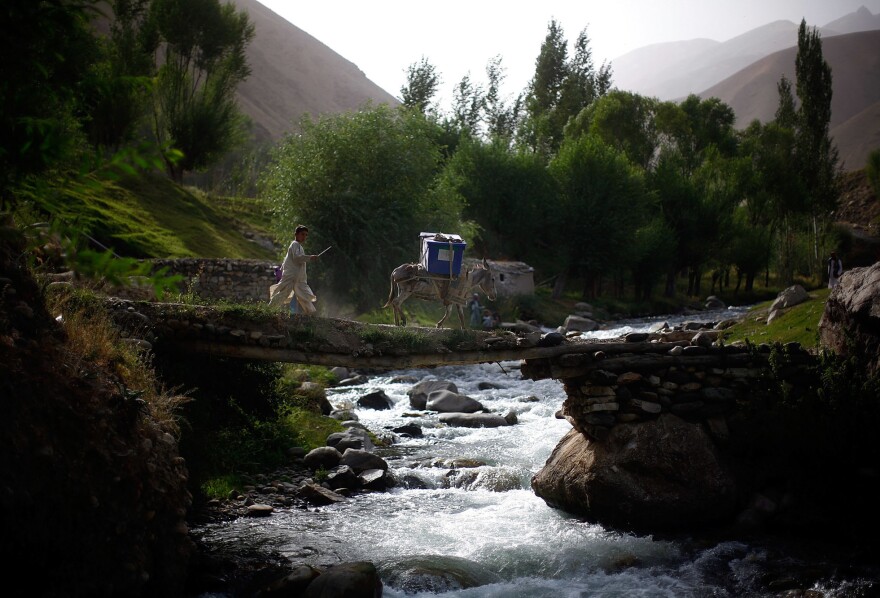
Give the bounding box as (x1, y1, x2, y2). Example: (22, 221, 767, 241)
(419, 232, 466, 277)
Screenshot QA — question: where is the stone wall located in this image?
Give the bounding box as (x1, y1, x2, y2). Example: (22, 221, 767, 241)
(522, 339, 815, 443)
(149, 258, 277, 303)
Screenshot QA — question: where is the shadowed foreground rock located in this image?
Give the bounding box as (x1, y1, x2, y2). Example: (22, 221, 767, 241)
(531, 415, 737, 531)
(0, 218, 193, 596)
(819, 262, 880, 375)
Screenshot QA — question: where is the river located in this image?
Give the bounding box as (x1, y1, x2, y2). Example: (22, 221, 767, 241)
(193, 307, 879, 597)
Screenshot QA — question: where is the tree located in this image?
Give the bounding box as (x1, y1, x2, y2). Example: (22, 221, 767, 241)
(150, 0, 254, 182)
(436, 138, 558, 271)
(450, 73, 483, 136)
(867, 148, 880, 198)
(0, 0, 102, 206)
(483, 56, 520, 142)
(567, 91, 659, 170)
(520, 20, 610, 155)
(400, 57, 440, 117)
(549, 135, 649, 298)
(82, 0, 158, 152)
(793, 19, 840, 267)
(261, 105, 469, 312)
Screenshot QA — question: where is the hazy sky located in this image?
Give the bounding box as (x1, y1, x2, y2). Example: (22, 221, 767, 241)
(256, 0, 880, 106)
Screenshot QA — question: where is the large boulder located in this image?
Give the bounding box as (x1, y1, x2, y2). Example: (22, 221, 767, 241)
(407, 380, 458, 410)
(819, 263, 880, 375)
(531, 415, 737, 531)
(426, 390, 483, 413)
(767, 284, 810, 324)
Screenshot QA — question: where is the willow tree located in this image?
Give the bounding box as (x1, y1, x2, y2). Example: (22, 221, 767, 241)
(549, 134, 649, 299)
(150, 0, 254, 182)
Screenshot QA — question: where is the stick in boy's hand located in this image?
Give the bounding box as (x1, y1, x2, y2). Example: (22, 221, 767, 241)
(316, 246, 332, 257)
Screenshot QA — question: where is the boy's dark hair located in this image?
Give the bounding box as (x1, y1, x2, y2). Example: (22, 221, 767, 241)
(295, 225, 309, 234)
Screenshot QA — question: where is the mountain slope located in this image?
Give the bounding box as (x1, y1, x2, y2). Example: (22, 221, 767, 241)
(698, 29, 880, 170)
(613, 20, 800, 101)
(231, 0, 399, 142)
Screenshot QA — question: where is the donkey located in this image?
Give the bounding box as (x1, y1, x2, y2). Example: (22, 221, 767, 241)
(384, 258, 497, 328)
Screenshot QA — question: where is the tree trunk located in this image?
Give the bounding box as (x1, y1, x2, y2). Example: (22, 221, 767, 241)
(551, 270, 568, 300)
(664, 269, 676, 297)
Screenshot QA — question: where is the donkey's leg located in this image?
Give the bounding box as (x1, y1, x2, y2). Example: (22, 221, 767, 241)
(393, 289, 413, 327)
(436, 303, 453, 328)
(455, 305, 466, 329)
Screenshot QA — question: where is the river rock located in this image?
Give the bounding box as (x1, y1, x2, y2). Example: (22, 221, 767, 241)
(563, 315, 598, 332)
(303, 561, 382, 597)
(426, 390, 483, 413)
(819, 262, 880, 375)
(391, 423, 423, 437)
(260, 564, 322, 597)
(380, 555, 503, 594)
(326, 465, 359, 490)
(327, 429, 374, 452)
(303, 446, 342, 470)
(705, 296, 726, 309)
(531, 414, 737, 531)
(340, 448, 388, 473)
(438, 412, 516, 428)
(408, 380, 458, 410)
(329, 366, 350, 382)
(770, 284, 810, 311)
(294, 482, 346, 506)
(357, 389, 393, 410)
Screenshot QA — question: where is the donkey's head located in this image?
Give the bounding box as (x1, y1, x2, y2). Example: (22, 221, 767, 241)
(471, 258, 497, 301)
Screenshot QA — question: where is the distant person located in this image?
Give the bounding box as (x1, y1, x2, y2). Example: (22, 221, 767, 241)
(827, 251, 843, 289)
(468, 293, 483, 328)
(482, 309, 494, 330)
(269, 225, 319, 314)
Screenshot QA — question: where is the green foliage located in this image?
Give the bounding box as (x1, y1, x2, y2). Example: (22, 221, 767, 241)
(262, 105, 473, 312)
(0, 0, 101, 201)
(281, 407, 344, 452)
(436, 139, 558, 270)
(550, 134, 650, 297)
(566, 91, 659, 170)
(149, 0, 255, 181)
(401, 57, 441, 116)
(520, 20, 610, 155)
(200, 474, 242, 500)
(866, 148, 880, 197)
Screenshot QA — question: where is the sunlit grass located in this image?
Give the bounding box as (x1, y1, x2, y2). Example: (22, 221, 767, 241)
(28, 172, 276, 260)
(720, 287, 831, 348)
(46, 288, 190, 434)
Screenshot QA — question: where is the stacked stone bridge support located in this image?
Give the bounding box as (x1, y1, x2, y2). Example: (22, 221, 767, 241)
(520, 340, 815, 442)
(522, 339, 820, 532)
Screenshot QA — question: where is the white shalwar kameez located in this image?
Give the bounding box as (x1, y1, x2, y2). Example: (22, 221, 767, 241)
(268, 239, 316, 314)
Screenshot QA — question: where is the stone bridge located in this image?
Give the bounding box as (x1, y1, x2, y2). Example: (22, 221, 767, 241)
(107, 298, 817, 428)
(105, 296, 828, 531)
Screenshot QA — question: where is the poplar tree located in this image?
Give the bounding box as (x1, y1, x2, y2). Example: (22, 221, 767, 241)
(521, 20, 610, 156)
(793, 19, 839, 265)
(400, 57, 440, 117)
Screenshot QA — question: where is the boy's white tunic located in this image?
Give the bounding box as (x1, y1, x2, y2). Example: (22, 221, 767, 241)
(268, 239, 316, 314)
